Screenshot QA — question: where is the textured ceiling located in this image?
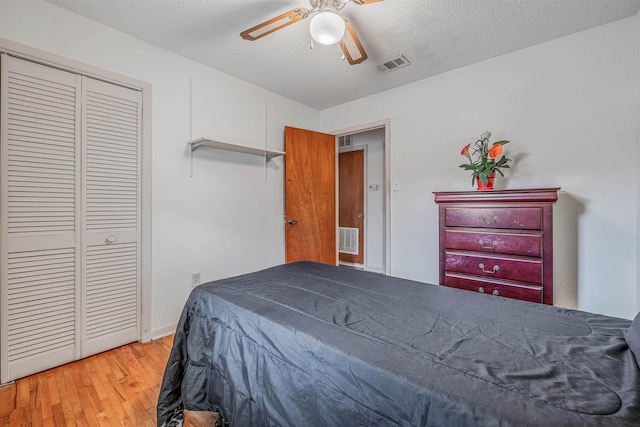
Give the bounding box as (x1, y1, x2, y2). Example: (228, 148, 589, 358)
(44, 0, 640, 110)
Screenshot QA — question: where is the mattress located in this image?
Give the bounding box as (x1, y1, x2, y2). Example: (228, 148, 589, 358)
(157, 261, 640, 426)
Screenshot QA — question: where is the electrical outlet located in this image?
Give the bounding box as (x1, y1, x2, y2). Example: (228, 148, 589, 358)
(191, 272, 201, 287)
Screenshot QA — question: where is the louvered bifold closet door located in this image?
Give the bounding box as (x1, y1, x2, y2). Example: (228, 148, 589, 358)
(1, 55, 81, 383)
(81, 77, 141, 357)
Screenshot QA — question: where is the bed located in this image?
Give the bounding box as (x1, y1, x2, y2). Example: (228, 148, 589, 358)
(157, 261, 640, 426)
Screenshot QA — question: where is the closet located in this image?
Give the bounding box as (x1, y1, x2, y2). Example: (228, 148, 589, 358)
(1, 55, 142, 383)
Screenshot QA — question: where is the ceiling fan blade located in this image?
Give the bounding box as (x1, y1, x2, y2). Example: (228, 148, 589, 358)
(340, 19, 368, 65)
(240, 8, 309, 41)
(351, 0, 384, 4)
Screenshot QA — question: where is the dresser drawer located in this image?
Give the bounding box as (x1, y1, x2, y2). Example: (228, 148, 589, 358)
(444, 207, 542, 230)
(444, 273, 543, 303)
(444, 230, 542, 257)
(445, 251, 542, 284)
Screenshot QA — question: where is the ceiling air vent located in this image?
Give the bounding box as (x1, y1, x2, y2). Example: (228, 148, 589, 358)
(375, 55, 411, 74)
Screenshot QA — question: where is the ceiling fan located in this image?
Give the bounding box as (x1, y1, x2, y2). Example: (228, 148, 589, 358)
(240, 0, 383, 65)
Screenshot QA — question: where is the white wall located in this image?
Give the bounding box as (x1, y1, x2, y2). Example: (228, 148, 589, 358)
(320, 16, 640, 320)
(0, 0, 320, 337)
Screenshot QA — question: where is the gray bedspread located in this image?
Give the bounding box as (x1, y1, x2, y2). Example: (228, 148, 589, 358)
(157, 261, 640, 426)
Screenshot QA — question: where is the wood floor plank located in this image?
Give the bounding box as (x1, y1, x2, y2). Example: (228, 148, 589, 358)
(44, 373, 60, 407)
(0, 335, 173, 427)
(17, 380, 31, 426)
(0, 381, 16, 422)
(49, 403, 65, 427)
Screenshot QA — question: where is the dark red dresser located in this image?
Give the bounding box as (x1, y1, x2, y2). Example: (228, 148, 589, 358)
(434, 188, 559, 304)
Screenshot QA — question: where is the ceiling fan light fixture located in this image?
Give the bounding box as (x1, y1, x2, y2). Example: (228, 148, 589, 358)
(309, 10, 346, 45)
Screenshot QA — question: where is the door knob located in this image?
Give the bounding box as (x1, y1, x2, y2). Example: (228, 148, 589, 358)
(287, 218, 297, 225)
(106, 235, 117, 243)
(357, 213, 364, 219)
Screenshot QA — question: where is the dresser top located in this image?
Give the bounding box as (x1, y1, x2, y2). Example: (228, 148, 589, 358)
(434, 188, 560, 204)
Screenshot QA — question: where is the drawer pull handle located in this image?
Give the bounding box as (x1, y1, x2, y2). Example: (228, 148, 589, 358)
(479, 263, 499, 274)
(478, 287, 500, 296)
(479, 215, 499, 225)
(478, 239, 499, 249)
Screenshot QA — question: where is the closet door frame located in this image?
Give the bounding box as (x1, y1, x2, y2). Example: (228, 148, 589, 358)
(0, 38, 153, 348)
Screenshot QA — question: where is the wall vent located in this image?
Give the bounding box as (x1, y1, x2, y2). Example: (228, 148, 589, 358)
(375, 55, 411, 74)
(339, 227, 359, 255)
(339, 135, 352, 148)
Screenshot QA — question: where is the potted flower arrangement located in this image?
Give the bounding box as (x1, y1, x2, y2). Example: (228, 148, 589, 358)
(459, 131, 511, 190)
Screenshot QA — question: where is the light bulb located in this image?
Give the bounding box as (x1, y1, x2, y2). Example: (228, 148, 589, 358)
(309, 10, 346, 45)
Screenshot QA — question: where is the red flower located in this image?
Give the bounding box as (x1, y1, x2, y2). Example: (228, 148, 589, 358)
(488, 144, 503, 159)
(461, 143, 470, 156)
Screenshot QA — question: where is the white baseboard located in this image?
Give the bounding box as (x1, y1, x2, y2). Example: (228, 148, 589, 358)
(339, 261, 365, 270)
(339, 261, 386, 274)
(151, 323, 178, 340)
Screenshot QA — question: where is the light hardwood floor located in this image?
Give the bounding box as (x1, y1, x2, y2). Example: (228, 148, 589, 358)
(0, 335, 174, 427)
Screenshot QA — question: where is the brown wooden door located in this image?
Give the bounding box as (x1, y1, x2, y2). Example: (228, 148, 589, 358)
(284, 126, 336, 264)
(339, 150, 365, 264)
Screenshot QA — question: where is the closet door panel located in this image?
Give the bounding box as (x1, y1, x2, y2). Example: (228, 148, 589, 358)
(81, 77, 141, 357)
(1, 56, 81, 383)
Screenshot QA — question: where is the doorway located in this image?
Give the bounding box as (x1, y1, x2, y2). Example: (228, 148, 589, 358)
(0, 53, 148, 383)
(337, 127, 386, 273)
(283, 120, 389, 274)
